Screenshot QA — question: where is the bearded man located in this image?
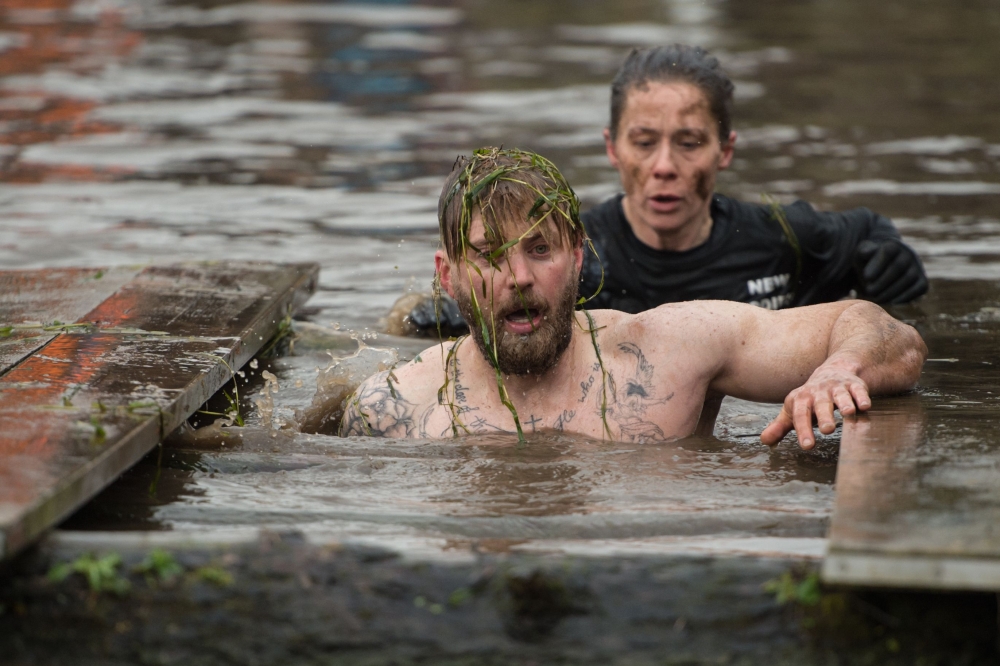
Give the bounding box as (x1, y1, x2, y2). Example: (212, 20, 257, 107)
(341, 148, 926, 449)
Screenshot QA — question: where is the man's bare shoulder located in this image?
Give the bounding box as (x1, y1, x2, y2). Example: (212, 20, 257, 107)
(338, 340, 454, 438)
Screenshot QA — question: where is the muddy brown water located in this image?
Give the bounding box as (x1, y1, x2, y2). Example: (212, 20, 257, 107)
(1, 1, 999, 555)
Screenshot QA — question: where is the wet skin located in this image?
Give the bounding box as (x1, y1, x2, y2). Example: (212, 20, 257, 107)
(341, 214, 927, 448)
(603, 80, 736, 252)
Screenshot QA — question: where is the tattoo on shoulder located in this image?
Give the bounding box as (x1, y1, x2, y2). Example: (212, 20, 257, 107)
(339, 370, 436, 438)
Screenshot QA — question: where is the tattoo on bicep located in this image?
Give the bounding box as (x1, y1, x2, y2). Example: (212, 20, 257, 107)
(597, 342, 675, 443)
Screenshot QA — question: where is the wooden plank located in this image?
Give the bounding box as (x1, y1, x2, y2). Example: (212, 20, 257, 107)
(822, 282, 1000, 591)
(0, 261, 318, 560)
(0, 267, 141, 375)
(823, 395, 1000, 590)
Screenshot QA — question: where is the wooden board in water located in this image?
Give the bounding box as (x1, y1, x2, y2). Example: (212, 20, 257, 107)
(0, 262, 318, 560)
(823, 284, 1000, 591)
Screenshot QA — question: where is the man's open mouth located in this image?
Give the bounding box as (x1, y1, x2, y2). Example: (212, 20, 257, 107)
(502, 306, 545, 334)
(506, 308, 540, 324)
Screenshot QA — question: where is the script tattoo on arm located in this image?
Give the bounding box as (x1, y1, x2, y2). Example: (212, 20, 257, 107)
(339, 370, 435, 438)
(600, 342, 674, 443)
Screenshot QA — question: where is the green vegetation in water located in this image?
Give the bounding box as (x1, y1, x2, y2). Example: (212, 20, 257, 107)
(88, 414, 106, 446)
(48, 553, 131, 596)
(763, 568, 858, 633)
(764, 570, 822, 607)
(413, 596, 444, 614)
(448, 586, 473, 607)
(42, 321, 94, 333)
(196, 353, 244, 426)
(195, 565, 234, 587)
(126, 399, 160, 415)
(259, 314, 294, 358)
(434, 147, 606, 445)
(134, 549, 183, 583)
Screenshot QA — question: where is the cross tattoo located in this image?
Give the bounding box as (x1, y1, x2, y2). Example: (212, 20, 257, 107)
(524, 414, 543, 431)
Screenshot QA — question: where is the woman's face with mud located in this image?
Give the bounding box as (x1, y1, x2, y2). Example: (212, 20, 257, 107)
(604, 80, 735, 250)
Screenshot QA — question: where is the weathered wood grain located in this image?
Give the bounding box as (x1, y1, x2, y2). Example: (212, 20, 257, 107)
(0, 262, 318, 560)
(0, 267, 141, 375)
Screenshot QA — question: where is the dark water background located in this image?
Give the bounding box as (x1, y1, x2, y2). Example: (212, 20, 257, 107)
(2, 0, 999, 554)
(3, 0, 1000, 325)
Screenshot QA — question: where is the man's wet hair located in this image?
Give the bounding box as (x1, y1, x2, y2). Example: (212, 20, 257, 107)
(437, 147, 583, 262)
(609, 44, 735, 144)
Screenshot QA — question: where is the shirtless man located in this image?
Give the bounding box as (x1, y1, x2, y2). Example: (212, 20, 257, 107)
(341, 148, 926, 448)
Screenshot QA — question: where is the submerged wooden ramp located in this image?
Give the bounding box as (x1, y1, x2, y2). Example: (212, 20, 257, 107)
(823, 280, 1000, 591)
(0, 262, 318, 561)
(823, 395, 1000, 591)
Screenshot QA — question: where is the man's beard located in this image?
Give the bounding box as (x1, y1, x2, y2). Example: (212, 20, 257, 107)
(453, 278, 578, 376)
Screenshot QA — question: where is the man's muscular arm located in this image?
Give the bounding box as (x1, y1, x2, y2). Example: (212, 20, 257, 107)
(656, 299, 926, 449)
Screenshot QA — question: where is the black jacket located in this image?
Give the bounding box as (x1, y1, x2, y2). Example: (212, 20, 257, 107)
(580, 193, 908, 313)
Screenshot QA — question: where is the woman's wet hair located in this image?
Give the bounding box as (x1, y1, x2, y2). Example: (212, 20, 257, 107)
(437, 147, 583, 262)
(609, 44, 735, 143)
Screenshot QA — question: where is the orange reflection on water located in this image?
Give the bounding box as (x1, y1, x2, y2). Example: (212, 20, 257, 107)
(0, 0, 139, 182)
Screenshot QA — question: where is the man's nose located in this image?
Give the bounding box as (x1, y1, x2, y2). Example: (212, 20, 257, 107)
(503, 249, 535, 290)
(650, 141, 678, 180)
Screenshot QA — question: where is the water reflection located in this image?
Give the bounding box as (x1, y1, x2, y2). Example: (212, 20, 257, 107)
(3, 1, 999, 328)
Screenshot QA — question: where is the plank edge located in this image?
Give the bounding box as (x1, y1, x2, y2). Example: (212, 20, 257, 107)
(823, 549, 1000, 592)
